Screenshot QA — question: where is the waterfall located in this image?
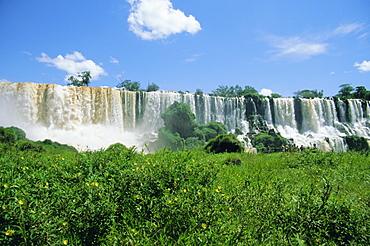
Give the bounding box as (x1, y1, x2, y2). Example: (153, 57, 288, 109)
(1, 82, 369, 151)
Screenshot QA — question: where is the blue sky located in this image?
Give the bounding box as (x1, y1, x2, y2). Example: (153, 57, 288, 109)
(0, 0, 369, 97)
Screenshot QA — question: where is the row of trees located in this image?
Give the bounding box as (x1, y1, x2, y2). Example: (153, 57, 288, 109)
(336, 84, 370, 100)
(210, 85, 282, 98)
(116, 79, 159, 92)
(67, 71, 369, 101)
(67, 71, 160, 92)
(293, 84, 370, 100)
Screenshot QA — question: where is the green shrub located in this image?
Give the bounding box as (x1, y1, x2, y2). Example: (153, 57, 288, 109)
(8, 126, 26, 140)
(0, 127, 17, 144)
(161, 101, 198, 139)
(156, 127, 185, 151)
(15, 139, 44, 152)
(185, 137, 205, 149)
(251, 129, 288, 152)
(205, 134, 244, 153)
(343, 135, 369, 151)
(38, 139, 78, 152)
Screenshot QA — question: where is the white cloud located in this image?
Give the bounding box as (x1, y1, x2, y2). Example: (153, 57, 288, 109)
(354, 60, 370, 72)
(22, 51, 32, 56)
(330, 71, 335, 75)
(36, 51, 107, 81)
(127, 0, 202, 40)
(110, 56, 119, 64)
(184, 53, 203, 62)
(269, 36, 328, 61)
(259, 88, 273, 96)
(332, 23, 362, 36)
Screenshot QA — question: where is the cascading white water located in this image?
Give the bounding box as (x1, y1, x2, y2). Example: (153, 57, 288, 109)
(0, 82, 369, 151)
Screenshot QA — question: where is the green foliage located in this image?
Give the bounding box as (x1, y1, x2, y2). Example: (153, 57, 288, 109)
(185, 137, 205, 150)
(147, 82, 159, 92)
(353, 86, 370, 100)
(156, 103, 228, 150)
(67, 71, 92, 87)
(343, 135, 369, 151)
(116, 79, 141, 91)
(156, 127, 185, 151)
(195, 88, 203, 96)
(8, 127, 26, 141)
(161, 101, 198, 139)
(0, 146, 369, 245)
(205, 134, 244, 153)
(294, 89, 324, 98)
(211, 84, 261, 98)
(0, 127, 17, 144)
(251, 129, 288, 152)
(335, 83, 354, 99)
(199, 122, 228, 141)
(37, 139, 77, 152)
(15, 139, 44, 152)
(270, 93, 282, 98)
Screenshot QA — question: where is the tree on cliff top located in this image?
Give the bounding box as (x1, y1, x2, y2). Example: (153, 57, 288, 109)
(67, 71, 91, 87)
(294, 89, 324, 98)
(116, 79, 141, 91)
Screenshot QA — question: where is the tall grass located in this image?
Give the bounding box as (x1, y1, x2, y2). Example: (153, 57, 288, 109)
(0, 145, 369, 245)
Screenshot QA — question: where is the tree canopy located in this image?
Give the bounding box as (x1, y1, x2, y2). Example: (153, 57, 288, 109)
(294, 89, 324, 98)
(116, 79, 141, 91)
(147, 83, 160, 92)
(67, 71, 92, 87)
(211, 85, 260, 97)
(335, 84, 370, 100)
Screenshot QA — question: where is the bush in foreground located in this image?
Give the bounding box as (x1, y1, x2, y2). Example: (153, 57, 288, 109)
(0, 147, 369, 245)
(205, 134, 244, 153)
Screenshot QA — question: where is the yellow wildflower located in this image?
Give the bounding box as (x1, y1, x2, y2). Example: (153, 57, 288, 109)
(18, 200, 24, 205)
(229, 207, 233, 211)
(30, 210, 36, 213)
(63, 239, 68, 245)
(183, 189, 187, 192)
(215, 189, 220, 192)
(3, 184, 8, 188)
(167, 200, 172, 204)
(174, 197, 178, 201)
(201, 223, 207, 229)
(218, 186, 222, 190)
(5, 230, 15, 236)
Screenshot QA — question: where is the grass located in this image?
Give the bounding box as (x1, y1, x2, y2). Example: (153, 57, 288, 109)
(0, 145, 369, 245)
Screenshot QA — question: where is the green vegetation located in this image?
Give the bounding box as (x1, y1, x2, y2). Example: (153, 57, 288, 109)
(0, 126, 77, 153)
(67, 71, 92, 87)
(0, 141, 369, 245)
(336, 84, 370, 100)
(116, 79, 160, 92)
(153, 102, 227, 151)
(294, 89, 324, 98)
(205, 134, 244, 153)
(343, 135, 370, 152)
(251, 129, 289, 152)
(116, 79, 141, 91)
(146, 82, 160, 92)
